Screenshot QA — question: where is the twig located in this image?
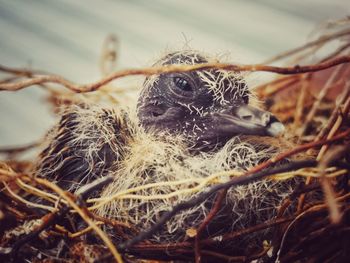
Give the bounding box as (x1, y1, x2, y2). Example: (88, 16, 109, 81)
(0, 64, 45, 77)
(318, 146, 349, 224)
(0, 56, 350, 93)
(297, 84, 350, 212)
(3, 182, 55, 212)
(0, 76, 23, 84)
(293, 74, 311, 127)
(88, 171, 241, 209)
(299, 64, 344, 136)
(75, 175, 114, 200)
(127, 216, 293, 255)
(8, 207, 67, 261)
(256, 75, 301, 98)
(201, 217, 293, 247)
(55, 221, 104, 238)
(100, 34, 119, 76)
(320, 42, 350, 62)
(263, 28, 350, 64)
(33, 178, 124, 263)
(195, 189, 227, 263)
(0, 141, 41, 155)
(118, 128, 350, 250)
(277, 192, 350, 261)
(317, 95, 350, 159)
(200, 250, 246, 262)
(316, 81, 350, 140)
(118, 161, 315, 250)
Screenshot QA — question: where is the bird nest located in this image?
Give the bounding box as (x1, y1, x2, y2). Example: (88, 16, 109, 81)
(1, 19, 350, 263)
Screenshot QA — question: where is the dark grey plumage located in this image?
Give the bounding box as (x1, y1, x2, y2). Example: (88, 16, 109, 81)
(36, 50, 284, 192)
(137, 51, 284, 151)
(36, 106, 133, 193)
(32, 51, 293, 256)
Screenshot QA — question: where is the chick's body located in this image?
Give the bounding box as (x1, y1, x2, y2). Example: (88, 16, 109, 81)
(35, 51, 294, 253)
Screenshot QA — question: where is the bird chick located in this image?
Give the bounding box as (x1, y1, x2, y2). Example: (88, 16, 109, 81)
(138, 51, 284, 151)
(34, 50, 294, 256)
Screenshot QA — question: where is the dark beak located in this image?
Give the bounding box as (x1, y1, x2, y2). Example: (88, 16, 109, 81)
(214, 104, 285, 137)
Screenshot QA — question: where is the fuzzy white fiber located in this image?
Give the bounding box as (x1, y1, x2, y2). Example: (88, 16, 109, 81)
(36, 50, 297, 247)
(75, 106, 296, 244)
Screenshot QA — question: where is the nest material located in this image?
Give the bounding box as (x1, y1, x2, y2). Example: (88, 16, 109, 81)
(1, 18, 350, 263)
(94, 120, 295, 245)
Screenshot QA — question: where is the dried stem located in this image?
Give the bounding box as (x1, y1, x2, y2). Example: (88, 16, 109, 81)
(128, 216, 293, 253)
(122, 128, 350, 249)
(293, 74, 311, 127)
(318, 146, 349, 224)
(202, 217, 293, 247)
(317, 81, 350, 140)
(0, 56, 349, 93)
(299, 64, 344, 136)
(200, 250, 246, 262)
(278, 192, 350, 260)
(263, 28, 350, 64)
(34, 177, 124, 263)
(320, 42, 350, 62)
(0, 141, 41, 155)
(195, 189, 227, 263)
(255, 75, 301, 98)
(119, 126, 350, 250)
(0, 64, 45, 77)
(100, 34, 119, 76)
(8, 208, 64, 260)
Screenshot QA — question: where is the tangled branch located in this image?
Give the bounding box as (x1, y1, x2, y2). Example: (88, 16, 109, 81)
(118, 128, 350, 250)
(0, 56, 349, 93)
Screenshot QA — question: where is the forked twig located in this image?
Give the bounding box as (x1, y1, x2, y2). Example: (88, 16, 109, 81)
(118, 127, 350, 250)
(1, 56, 349, 93)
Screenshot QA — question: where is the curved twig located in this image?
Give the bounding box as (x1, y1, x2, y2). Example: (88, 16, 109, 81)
(263, 28, 350, 64)
(118, 128, 350, 250)
(195, 189, 227, 263)
(0, 56, 349, 93)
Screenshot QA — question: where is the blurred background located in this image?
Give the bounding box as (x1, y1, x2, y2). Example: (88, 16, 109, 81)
(0, 0, 349, 148)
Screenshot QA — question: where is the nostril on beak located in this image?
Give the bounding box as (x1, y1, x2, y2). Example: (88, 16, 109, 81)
(234, 105, 272, 126)
(241, 114, 253, 121)
(262, 112, 271, 126)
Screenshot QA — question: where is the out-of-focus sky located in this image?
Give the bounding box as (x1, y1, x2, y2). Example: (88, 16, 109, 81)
(0, 0, 349, 147)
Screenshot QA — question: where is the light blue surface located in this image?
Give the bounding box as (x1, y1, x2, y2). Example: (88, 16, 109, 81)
(0, 0, 349, 147)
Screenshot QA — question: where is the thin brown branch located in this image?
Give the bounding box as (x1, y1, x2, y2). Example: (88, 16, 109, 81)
(8, 208, 61, 260)
(201, 250, 246, 262)
(318, 146, 349, 224)
(293, 74, 310, 127)
(316, 81, 350, 140)
(1, 56, 350, 93)
(255, 75, 301, 98)
(263, 28, 350, 64)
(0, 141, 41, 155)
(0, 64, 45, 77)
(0, 75, 23, 84)
(278, 192, 350, 260)
(33, 177, 124, 263)
(317, 93, 350, 160)
(201, 217, 293, 246)
(249, 128, 350, 174)
(100, 34, 119, 76)
(320, 42, 350, 62)
(128, 217, 293, 253)
(195, 189, 227, 263)
(299, 64, 345, 136)
(121, 129, 350, 250)
(298, 82, 350, 211)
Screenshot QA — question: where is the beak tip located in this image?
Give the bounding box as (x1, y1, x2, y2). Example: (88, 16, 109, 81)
(266, 122, 285, 137)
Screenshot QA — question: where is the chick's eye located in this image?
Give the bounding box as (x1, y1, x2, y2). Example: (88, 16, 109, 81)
(174, 77, 192, 92)
(243, 94, 249, 104)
